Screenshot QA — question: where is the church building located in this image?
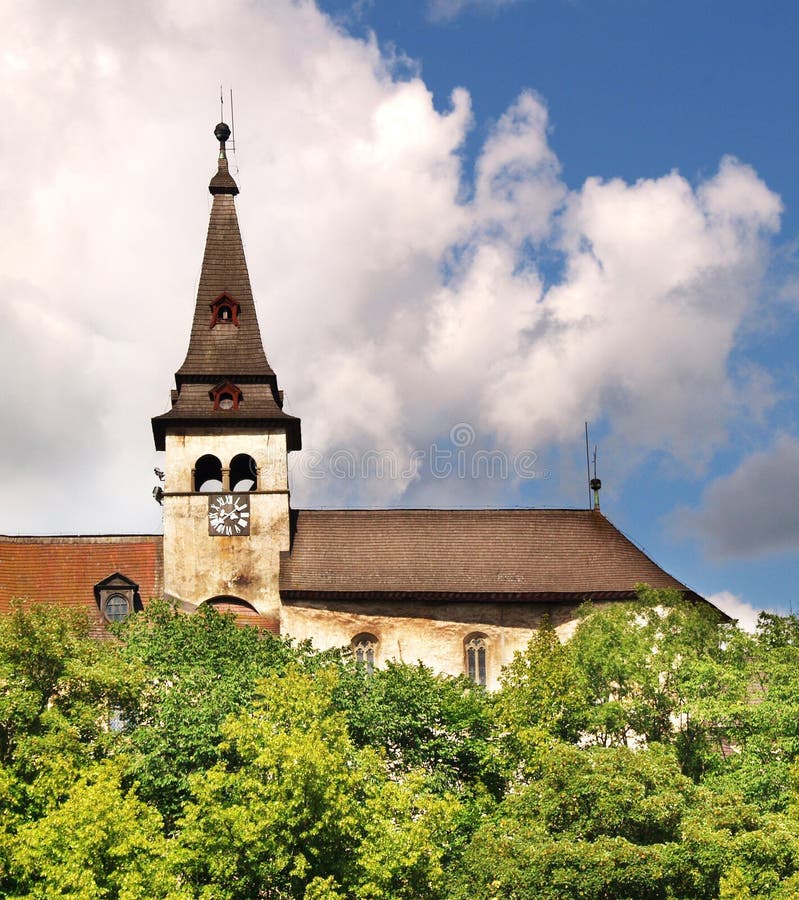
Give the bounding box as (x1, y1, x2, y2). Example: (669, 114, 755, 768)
(0, 123, 717, 688)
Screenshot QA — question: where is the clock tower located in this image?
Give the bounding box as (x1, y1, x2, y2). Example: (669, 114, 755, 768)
(152, 122, 301, 629)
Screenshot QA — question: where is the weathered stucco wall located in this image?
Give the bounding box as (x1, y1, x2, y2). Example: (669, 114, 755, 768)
(281, 599, 583, 690)
(163, 428, 290, 622)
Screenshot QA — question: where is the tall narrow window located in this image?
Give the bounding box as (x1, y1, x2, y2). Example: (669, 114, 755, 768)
(194, 454, 223, 492)
(465, 634, 488, 686)
(352, 633, 378, 674)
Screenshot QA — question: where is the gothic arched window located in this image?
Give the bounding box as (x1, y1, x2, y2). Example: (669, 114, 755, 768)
(194, 454, 223, 492)
(352, 633, 378, 674)
(465, 633, 488, 686)
(230, 453, 258, 492)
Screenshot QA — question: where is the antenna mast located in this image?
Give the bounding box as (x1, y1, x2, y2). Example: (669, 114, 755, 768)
(229, 89, 238, 173)
(590, 445, 602, 511)
(584, 422, 592, 509)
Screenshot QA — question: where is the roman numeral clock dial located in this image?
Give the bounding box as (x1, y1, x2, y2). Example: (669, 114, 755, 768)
(208, 494, 251, 536)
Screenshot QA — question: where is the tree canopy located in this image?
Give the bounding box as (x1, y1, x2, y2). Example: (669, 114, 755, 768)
(2, 591, 799, 898)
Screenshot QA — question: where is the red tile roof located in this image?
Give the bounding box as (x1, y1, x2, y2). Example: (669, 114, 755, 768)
(0, 536, 163, 638)
(280, 508, 706, 604)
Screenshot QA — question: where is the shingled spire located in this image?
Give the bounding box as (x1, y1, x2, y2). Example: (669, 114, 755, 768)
(152, 123, 301, 451)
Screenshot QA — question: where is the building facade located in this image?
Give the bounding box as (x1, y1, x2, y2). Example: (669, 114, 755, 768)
(0, 123, 716, 688)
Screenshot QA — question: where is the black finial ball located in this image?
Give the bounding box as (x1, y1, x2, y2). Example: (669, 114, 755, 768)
(214, 122, 231, 143)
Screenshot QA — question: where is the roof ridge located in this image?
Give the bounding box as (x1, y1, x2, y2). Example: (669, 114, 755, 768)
(294, 507, 598, 513)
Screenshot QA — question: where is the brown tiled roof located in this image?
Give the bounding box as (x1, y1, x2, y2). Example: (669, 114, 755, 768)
(175, 185, 273, 384)
(152, 383, 300, 450)
(152, 133, 301, 452)
(280, 508, 706, 604)
(0, 536, 163, 638)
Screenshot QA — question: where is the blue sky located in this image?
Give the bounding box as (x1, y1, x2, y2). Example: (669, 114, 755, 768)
(2, 0, 798, 625)
(314, 0, 799, 620)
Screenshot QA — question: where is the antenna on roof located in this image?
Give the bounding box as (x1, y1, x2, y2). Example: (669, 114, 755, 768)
(590, 445, 602, 511)
(229, 88, 238, 175)
(584, 422, 592, 509)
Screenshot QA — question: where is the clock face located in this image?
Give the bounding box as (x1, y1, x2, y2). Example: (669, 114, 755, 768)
(208, 493, 251, 536)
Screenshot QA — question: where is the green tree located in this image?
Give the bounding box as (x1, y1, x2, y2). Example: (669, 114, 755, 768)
(7, 762, 180, 899)
(336, 660, 502, 800)
(494, 615, 587, 764)
(0, 602, 142, 823)
(354, 772, 463, 900)
(170, 666, 371, 898)
(116, 600, 302, 823)
(456, 743, 713, 899)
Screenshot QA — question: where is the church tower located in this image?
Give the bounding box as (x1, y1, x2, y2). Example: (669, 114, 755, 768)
(152, 123, 301, 629)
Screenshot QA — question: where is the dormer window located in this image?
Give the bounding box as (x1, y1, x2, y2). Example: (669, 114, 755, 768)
(209, 292, 240, 328)
(94, 573, 140, 625)
(210, 382, 242, 411)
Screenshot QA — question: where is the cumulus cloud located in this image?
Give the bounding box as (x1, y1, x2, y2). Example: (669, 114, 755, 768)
(681, 435, 799, 559)
(0, 0, 787, 531)
(707, 591, 765, 633)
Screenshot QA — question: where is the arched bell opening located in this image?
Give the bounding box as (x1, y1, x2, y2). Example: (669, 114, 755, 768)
(194, 454, 223, 492)
(230, 453, 258, 492)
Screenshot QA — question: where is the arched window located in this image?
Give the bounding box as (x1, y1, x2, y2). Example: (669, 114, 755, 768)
(194, 454, 223, 492)
(210, 381, 242, 411)
(465, 633, 488, 686)
(352, 633, 378, 674)
(104, 593, 130, 623)
(209, 292, 240, 327)
(230, 453, 258, 492)
(94, 572, 139, 626)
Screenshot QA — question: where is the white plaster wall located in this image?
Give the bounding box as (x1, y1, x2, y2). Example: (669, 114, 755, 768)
(163, 429, 290, 620)
(281, 600, 583, 690)
(164, 429, 288, 493)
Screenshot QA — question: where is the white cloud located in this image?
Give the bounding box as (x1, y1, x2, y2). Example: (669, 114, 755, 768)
(707, 590, 765, 633)
(681, 435, 799, 559)
(0, 0, 787, 530)
(427, 0, 523, 24)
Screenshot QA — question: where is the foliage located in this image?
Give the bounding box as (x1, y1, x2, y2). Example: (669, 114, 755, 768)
(4, 591, 799, 897)
(494, 615, 587, 761)
(114, 599, 303, 822)
(335, 659, 502, 799)
(7, 762, 178, 900)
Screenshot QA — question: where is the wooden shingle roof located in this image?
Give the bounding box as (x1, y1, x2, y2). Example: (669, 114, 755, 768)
(279, 508, 706, 604)
(0, 535, 163, 637)
(152, 124, 301, 451)
(173, 186, 275, 385)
